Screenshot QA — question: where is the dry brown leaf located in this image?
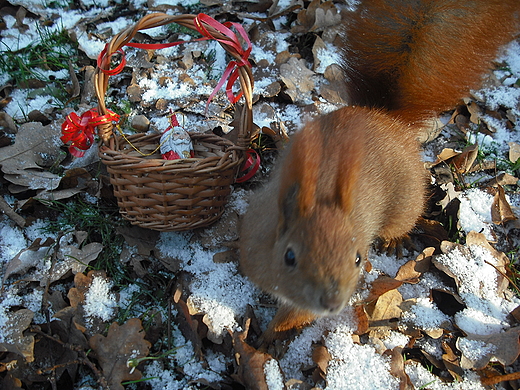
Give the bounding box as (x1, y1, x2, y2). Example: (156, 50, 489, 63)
(320, 64, 349, 104)
(483, 172, 519, 187)
(175, 294, 204, 361)
(367, 289, 402, 338)
(0, 122, 65, 191)
(353, 304, 369, 335)
(510, 305, 520, 323)
(458, 327, 520, 370)
(466, 101, 483, 124)
(0, 112, 17, 134)
(0, 373, 23, 390)
(509, 141, 520, 163)
(491, 185, 517, 225)
(32, 319, 84, 383)
(395, 247, 433, 283)
(437, 182, 462, 211)
(435, 148, 461, 164)
(312, 2, 341, 31)
(2, 237, 54, 285)
(80, 65, 97, 105)
(117, 225, 159, 256)
(0, 309, 34, 362)
(52, 306, 89, 349)
(89, 318, 151, 390)
(465, 231, 510, 295)
(231, 320, 276, 390)
(370, 289, 403, 323)
(386, 347, 413, 390)
(2, 235, 101, 287)
(293, 0, 340, 32)
(311, 35, 326, 72)
(480, 368, 520, 386)
(312, 344, 330, 376)
(364, 275, 403, 303)
(47, 242, 103, 284)
(280, 57, 315, 103)
(451, 144, 478, 174)
(442, 341, 463, 381)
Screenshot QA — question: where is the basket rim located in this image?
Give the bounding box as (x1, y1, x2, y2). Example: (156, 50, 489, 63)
(99, 131, 243, 174)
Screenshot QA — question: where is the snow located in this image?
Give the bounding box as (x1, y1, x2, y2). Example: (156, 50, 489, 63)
(143, 323, 225, 389)
(0, 291, 23, 343)
(314, 41, 342, 74)
(457, 338, 496, 362)
(264, 359, 284, 390)
(402, 297, 450, 331)
(435, 244, 520, 335)
(324, 324, 399, 390)
(83, 275, 117, 324)
(380, 330, 410, 350)
(5, 89, 62, 120)
(406, 361, 490, 390)
(0, 223, 28, 264)
(157, 231, 257, 340)
(458, 188, 494, 239)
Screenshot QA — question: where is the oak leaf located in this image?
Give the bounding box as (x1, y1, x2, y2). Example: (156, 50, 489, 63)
(0, 122, 65, 191)
(293, 0, 340, 33)
(457, 327, 520, 370)
(231, 320, 276, 390)
(0, 309, 34, 362)
(363, 275, 403, 303)
(89, 318, 151, 390)
(280, 57, 315, 104)
(491, 185, 517, 225)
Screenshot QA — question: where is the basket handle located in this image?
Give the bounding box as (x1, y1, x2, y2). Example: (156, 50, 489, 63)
(94, 13, 254, 151)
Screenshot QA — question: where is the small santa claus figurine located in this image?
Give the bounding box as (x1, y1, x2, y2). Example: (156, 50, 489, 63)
(160, 114, 194, 160)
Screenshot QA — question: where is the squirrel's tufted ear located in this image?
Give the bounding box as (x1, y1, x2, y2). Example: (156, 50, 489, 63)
(330, 112, 364, 214)
(278, 123, 322, 218)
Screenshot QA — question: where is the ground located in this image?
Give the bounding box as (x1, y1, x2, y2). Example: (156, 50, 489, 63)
(1, 0, 520, 389)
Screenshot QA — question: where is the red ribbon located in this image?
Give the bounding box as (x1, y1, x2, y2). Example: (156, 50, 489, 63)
(235, 149, 260, 183)
(97, 47, 127, 76)
(192, 14, 252, 108)
(61, 109, 120, 157)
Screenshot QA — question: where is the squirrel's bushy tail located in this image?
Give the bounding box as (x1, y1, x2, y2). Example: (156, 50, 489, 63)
(342, 0, 519, 125)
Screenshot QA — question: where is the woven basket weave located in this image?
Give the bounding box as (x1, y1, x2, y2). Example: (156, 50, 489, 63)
(93, 13, 253, 231)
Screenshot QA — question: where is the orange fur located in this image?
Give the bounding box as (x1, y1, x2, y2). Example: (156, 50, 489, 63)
(342, 0, 519, 124)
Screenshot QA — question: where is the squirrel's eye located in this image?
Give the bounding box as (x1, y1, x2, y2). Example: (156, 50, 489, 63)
(355, 252, 362, 267)
(284, 248, 297, 267)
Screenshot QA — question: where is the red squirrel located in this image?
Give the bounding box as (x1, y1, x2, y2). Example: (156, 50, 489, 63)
(239, 0, 519, 342)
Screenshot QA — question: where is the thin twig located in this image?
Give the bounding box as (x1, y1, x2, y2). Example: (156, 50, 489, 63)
(0, 195, 26, 227)
(30, 327, 110, 390)
(481, 370, 520, 385)
(484, 259, 520, 295)
(42, 233, 62, 325)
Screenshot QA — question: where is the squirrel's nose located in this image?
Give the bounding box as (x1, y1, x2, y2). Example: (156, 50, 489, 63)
(319, 291, 344, 313)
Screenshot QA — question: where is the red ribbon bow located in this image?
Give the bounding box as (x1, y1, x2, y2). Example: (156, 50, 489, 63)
(192, 14, 252, 109)
(61, 109, 120, 157)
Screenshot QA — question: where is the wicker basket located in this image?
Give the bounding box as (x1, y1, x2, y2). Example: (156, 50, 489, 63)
(93, 13, 254, 231)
